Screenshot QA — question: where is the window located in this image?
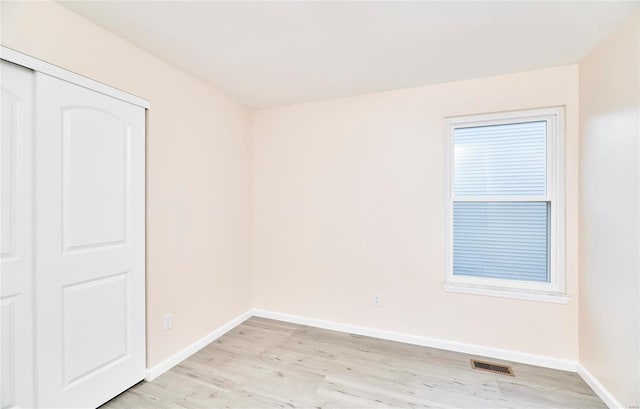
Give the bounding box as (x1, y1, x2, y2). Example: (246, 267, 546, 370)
(444, 108, 567, 303)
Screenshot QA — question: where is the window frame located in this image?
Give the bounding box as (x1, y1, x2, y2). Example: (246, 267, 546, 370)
(443, 107, 568, 303)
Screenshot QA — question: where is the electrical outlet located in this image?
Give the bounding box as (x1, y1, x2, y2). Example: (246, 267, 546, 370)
(373, 293, 382, 306)
(163, 313, 173, 330)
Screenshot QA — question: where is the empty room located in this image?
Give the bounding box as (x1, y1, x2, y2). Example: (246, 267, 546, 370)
(1, 1, 638, 408)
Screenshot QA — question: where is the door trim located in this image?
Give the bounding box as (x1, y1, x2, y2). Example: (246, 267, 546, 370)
(0, 46, 150, 109)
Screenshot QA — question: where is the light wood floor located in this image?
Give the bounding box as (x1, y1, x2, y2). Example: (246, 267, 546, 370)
(102, 317, 605, 409)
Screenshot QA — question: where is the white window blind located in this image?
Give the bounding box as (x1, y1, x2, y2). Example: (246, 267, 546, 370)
(454, 121, 547, 197)
(452, 121, 550, 283)
(453, 202, 550, 282)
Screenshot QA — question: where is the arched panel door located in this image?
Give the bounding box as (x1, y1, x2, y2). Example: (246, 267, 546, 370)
(35, 72, 146, 408)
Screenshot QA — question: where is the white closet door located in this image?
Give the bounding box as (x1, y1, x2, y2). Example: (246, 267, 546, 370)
(1, 61, 35, 409)
(35, 72, 145, 408)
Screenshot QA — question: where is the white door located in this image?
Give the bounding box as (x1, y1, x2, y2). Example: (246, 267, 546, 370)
(35, 72, 146, 408)
(1, 61, 35, 409)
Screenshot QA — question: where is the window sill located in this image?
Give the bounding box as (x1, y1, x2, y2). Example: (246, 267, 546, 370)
(443, 282, 570, 304)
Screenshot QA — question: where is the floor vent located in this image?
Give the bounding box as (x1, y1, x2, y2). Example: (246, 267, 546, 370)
(470, 359, 514, 376)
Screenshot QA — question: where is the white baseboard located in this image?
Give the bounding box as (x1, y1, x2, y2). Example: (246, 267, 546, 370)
(252, 308, 577, 372)
(145, 308, 622, 409)
(145, 309, 253, 381)
(577, 364, 624, 409)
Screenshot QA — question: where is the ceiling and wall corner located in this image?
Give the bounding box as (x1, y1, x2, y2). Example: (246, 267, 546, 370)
(59, 1, 637, 109)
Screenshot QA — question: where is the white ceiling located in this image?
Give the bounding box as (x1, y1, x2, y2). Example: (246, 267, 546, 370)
(61, 1, 637, 109)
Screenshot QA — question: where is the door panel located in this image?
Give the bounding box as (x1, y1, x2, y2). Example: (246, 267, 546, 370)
(35, 72, 145, 408)
(0, 61, 34, 409)
(62, 107, 129, 251)
(63, 273, 129, 387)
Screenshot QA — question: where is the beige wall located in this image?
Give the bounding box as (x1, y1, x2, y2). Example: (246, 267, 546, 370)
(253, 65, 580, 360)
(579, 12, 640, 408)
(1, 1, 253, 367)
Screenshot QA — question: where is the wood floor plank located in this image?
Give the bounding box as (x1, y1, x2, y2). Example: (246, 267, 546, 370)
(101, 318, 606, 409)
